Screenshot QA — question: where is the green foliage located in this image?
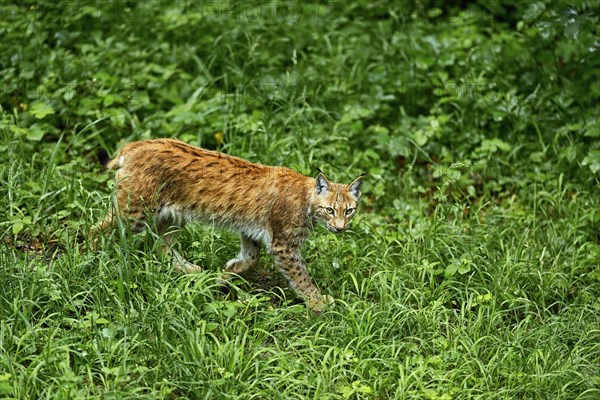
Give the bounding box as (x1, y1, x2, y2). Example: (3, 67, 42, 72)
(1, 0, 599, 399)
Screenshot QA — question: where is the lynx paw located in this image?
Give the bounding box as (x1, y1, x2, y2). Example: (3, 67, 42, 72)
(174, 261, 203, 273)
(170, 249, 202, 273)
(308, 295, 335, 314)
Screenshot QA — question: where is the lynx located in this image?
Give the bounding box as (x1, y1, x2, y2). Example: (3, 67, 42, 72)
(93, 138, 364, 312)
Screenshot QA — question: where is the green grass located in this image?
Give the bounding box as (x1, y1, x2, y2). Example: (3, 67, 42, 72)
(1, 1, 600, 399)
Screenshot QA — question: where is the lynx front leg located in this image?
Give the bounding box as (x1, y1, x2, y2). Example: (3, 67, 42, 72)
(221, 234, 261, 279)
(271, 245, 334, 313)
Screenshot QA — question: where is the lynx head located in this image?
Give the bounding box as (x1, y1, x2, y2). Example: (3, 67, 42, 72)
(312, 172, 365, 234)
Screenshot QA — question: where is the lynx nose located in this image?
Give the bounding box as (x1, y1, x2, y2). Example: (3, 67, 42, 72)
(331, 225, 346, 233)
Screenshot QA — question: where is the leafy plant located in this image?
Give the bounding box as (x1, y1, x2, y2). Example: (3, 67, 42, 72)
(0, 1, 598, 399)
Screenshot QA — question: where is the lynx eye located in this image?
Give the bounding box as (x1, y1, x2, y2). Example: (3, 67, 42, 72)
(325, 207, 335, 215)
(345, 208, 355, 216)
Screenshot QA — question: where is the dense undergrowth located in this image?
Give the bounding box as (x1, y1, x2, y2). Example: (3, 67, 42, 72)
(1, 1, 599, 399)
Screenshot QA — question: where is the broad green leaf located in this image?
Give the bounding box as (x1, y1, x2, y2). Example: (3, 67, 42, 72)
(445, 262, 459, 278)
(29, 102, 55, 119)
(584, 123, 600, 137)
(12, 221, 24, 235)
(582, 151, 600, 174)
(10, 125, 29, 136)
(0, 382, 12, 395)
(25, 124, 46, 141)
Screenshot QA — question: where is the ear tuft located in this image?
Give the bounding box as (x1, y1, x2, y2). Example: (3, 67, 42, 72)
(348, 175, 364, 198)
(316, 173, 330, 195)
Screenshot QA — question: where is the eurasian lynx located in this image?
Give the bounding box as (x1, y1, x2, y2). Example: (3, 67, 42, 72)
(93, 138, 364, 312)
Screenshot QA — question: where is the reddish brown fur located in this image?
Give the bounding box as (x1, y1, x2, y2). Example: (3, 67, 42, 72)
(93, 138, 364, 312)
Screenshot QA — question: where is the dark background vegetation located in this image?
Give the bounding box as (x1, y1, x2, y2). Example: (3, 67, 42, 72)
(1, 1, 599, 398)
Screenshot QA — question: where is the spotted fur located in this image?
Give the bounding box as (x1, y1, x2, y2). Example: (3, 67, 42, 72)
(92, 138, 364, 311)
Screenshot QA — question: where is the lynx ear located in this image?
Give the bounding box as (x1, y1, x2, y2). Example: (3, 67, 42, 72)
(316, 173, 330, 195)
(348, 173, 366, 198)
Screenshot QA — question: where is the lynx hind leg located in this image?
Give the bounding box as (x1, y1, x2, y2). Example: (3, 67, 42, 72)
(155, 220, 202, 273)
(89, 205, 149, 251)
(221, 234, 261, 279)
(88, 211, 115, 249)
